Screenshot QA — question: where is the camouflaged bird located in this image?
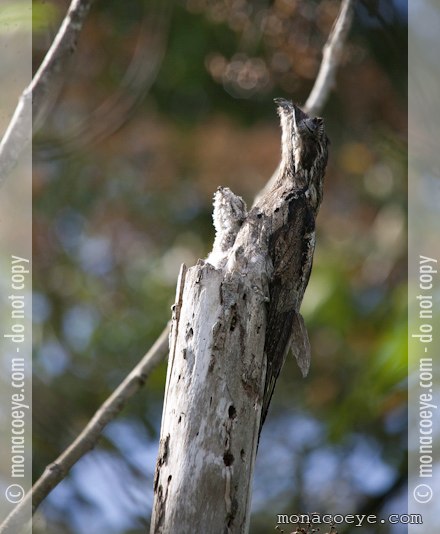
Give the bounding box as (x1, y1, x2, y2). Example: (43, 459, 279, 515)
(255, 98, 329, 426)
(207, 98, 328, 430)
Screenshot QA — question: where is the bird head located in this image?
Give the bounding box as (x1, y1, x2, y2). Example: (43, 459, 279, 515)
(274, 98, 328, 177)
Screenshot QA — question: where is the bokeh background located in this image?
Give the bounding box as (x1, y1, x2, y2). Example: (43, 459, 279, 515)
(31, 0, 407, 532)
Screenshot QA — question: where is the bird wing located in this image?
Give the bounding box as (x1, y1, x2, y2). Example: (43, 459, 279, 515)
(260, 192, 315, 427)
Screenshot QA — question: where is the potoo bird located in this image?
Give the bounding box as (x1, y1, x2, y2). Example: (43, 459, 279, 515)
(257, 98, 329, 426)
(207, 98, 328, 430)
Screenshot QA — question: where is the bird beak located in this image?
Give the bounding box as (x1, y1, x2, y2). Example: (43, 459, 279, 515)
(274, 97, 293, 113)
(274, 98, 305, 134)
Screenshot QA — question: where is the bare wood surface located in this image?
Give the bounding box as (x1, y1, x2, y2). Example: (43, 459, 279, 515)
(150, 259, 267, 532)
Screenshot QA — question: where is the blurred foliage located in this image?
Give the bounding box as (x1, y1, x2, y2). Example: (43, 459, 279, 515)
(31, 0, 407, 533)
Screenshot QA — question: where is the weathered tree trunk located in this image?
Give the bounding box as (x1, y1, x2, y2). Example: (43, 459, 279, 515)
(150, 100, 328, 534)
(150, 257, 268, 533)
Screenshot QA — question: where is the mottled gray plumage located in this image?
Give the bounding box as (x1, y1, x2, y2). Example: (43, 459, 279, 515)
(206, 99, 328, 432)
(254, 98, 329, 427)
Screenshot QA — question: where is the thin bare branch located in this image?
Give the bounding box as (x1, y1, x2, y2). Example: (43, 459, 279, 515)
(0, 0, 95, 185)
(304, 0, 355, 117)
(0, 323, 169, 533)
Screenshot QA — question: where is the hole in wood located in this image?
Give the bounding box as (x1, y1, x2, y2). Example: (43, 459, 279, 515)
(223, 451, 234, 466)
